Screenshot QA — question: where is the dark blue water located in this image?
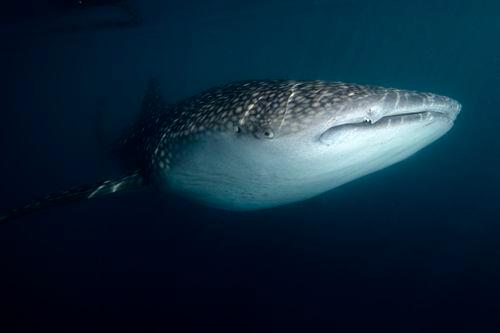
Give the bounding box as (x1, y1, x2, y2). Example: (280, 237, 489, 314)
(1, 0, 499, 331)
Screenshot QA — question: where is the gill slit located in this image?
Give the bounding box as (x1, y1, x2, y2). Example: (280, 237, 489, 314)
(239, 97, 260, 127)
(279, 83, 299, 133)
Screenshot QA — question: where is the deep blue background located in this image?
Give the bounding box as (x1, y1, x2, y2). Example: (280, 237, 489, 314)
(1, 0, 499, 331)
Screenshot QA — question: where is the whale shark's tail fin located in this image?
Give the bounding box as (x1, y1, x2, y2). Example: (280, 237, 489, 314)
(0, 171, 144, 224)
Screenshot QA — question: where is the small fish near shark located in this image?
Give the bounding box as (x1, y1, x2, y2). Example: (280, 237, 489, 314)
(0, 79, 461, 223)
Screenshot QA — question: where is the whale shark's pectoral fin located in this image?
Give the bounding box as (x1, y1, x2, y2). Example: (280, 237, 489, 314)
(0, 171, 145, 224)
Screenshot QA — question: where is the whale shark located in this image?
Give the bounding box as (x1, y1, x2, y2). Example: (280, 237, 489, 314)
(0, 79, 461, 222)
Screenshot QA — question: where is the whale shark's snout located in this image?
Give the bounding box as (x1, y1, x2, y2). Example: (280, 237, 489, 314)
(327, 88, 460, 125)
(319, 88, 461, 145)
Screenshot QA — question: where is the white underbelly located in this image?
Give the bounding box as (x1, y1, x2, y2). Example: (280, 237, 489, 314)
(159, 121, 449, 210)
(161, 134, 315, 210)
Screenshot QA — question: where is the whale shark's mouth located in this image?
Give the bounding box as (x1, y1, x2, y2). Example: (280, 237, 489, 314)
(319, 103, 460, 145)
(322, 111, 437, 136)
(367, 110, 454, 126)
(330, 105, 460, 131)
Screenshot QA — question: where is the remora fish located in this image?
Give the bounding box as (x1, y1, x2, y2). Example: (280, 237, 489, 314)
(0, 79, 461, 222)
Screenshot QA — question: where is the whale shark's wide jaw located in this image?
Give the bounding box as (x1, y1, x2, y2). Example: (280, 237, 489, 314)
(321, 93, 461, 133)
(318, 93, 461, 146)
(355, 107, 458, 127)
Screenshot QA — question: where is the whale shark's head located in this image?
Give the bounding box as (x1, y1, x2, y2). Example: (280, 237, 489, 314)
(161, 81, 461, 210)
(271, 82, 461, 163)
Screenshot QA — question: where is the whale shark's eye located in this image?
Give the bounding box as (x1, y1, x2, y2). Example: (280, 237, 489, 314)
(254, 126, 274, 139)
